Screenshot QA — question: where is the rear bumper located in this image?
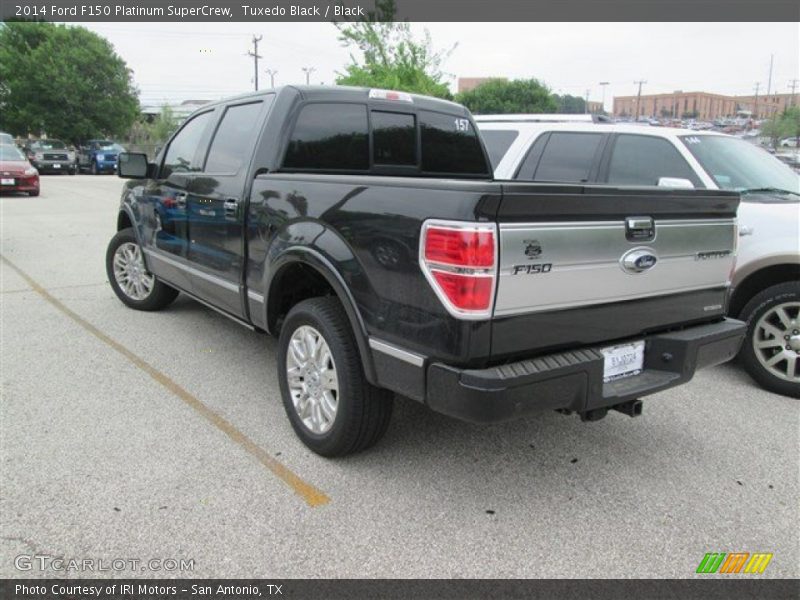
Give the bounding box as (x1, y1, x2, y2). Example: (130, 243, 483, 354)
(425, 318, 745, 423)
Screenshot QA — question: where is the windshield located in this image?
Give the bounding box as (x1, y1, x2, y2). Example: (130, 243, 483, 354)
(0, 145, 26, 161)
(680, 135, 799, 195)
(33, 140, 67, 150)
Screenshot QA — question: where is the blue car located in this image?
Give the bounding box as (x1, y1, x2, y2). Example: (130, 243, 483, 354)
(77, 140, 125, 174)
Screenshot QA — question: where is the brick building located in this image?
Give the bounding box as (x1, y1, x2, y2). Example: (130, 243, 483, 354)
(613, 91, 796, 120)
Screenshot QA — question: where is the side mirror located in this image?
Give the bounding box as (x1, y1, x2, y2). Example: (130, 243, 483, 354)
(658, 177, 695, 189)
(118, 152, 150, 179)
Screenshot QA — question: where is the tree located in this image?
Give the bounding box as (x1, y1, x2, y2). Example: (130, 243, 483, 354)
(456, 79, 557, 114)
(762, 106, 800, 147)
(0, 22, 139, 143)
(551, 93, 586, 114)
(334, 0, 453, 99)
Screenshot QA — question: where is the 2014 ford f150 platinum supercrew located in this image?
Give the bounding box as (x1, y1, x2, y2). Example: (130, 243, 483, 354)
(107, 86, 746, 456)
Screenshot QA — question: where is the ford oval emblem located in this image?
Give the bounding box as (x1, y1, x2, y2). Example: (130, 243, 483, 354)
(621, 248, 658, 274)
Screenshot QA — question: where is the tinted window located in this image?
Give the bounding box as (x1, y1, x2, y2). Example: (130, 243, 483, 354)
(205, 101, 264, 173)
(419, 110, 489, 175)
(534, 132, 603, 182)
(480, 130, 519, 169)
(284, 103, 369, 171)
(608, 134, 699, 186)
(162, 111, 213, 178)
(372, 111, 416, 166)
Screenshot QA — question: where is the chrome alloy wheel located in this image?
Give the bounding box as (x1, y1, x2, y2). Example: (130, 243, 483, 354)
(753, 301, 800, 383)
(285, 325, 339, 434)
(112, 242, 155, 301)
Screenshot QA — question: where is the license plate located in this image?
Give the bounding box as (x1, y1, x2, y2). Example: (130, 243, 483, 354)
(601, 341, 645, 382)
(52, 163, 61, 169)
(1, 178, 14, 185)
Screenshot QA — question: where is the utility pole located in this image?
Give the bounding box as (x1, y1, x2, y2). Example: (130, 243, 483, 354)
(301, 67, 316, 85)
(247, 35, 263, 91)
(766, 54, 774, 118)
(599, 81, 609, 113)
(753, 82, 760, 120)
(634, 80, 647, 121)
(789, 79, 799, 107)
(265, 69, 278, 88)
(584, 89, 590, 114)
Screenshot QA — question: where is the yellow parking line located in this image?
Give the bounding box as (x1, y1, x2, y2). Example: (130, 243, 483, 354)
(1, 255, 331, 508)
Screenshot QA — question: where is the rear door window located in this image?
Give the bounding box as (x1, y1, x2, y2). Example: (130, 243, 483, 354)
(204, 101, 266, 173)
(283, 103, 369, 171)
(606, 134, 700, 187)
(521, 132, 604, 183)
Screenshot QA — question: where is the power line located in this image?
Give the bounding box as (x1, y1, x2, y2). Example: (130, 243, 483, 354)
(247, 35, 263, 91)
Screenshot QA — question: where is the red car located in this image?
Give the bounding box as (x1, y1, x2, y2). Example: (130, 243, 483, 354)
(0, 144, 39, 196)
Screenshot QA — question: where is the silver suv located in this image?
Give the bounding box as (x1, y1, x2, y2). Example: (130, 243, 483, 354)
(477, 117, 800, 398)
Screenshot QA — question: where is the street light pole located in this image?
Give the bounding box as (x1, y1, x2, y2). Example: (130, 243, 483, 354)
(599, 81, 609, 113)
(301, 67, 316, 85)
(265, 69, 278, 88)
(634, 80, 647, 121)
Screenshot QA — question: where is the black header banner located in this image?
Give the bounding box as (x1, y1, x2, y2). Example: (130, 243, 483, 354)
(2, 579, 799, 600)
(2, 0, 798, 22)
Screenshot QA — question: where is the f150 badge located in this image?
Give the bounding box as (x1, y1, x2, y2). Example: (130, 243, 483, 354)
(620, 248, 658, 273)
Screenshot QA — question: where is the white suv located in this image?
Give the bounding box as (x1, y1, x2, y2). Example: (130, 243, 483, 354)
(477, 117, 800, 398)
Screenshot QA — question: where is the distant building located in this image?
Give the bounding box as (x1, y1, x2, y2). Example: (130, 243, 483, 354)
(139, 100, 210, 123)
(613, 90, 795, 120)
(587, 100, 604, 114)
(457, 77, 507, 93)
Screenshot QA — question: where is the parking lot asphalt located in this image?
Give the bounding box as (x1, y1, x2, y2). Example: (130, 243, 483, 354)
(1, 175, 798, 579)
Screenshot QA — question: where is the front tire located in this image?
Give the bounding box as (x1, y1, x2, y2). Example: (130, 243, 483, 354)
(106, 228, 179, 311)
(278, 297, 393, 457)
(739, 282, 800, 398)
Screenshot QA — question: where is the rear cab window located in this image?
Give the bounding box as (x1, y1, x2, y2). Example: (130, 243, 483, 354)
(281, 98, 490, 178)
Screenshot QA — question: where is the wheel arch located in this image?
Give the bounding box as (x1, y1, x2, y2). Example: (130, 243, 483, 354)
(730, 262, 800, 318)
(265, 248, 377, 385)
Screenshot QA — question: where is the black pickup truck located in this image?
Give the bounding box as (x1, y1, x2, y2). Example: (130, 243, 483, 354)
(108, 86, 745, 456)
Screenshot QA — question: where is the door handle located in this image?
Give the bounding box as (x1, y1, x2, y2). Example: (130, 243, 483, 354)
(174, 191, 187, 209)
(224, 198, 238, 216)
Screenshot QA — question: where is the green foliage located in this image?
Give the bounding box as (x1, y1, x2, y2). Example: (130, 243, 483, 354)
(126, 105, 179, 152)
(456, 79, 557, 114)
(0, 21, 139, 143)
(334, 0, 454, 99)
(762, 106, 800, 146)
(552, 93, 586, 114)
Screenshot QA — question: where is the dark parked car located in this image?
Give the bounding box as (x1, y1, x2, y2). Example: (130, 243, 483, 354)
(23, 140, 75, 175)
(77, 140, 125, 174)
(106, 86, 745, 456)
(0, 144, 40, 196)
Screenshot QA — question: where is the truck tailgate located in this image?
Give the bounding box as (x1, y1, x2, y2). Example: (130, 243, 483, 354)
(492, 184, 740, 358)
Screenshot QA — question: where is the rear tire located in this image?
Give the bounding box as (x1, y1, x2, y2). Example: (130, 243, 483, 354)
(28, 190, 39, 197)
(106, 228, 179, 311)
(277, 297, 393, 457)
(739, 282, 800, 398)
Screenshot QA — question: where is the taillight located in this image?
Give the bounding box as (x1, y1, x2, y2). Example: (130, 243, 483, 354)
(420, 221, 497, 318)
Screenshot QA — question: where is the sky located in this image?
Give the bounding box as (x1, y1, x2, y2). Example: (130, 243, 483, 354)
(81, 22, 800, 110)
